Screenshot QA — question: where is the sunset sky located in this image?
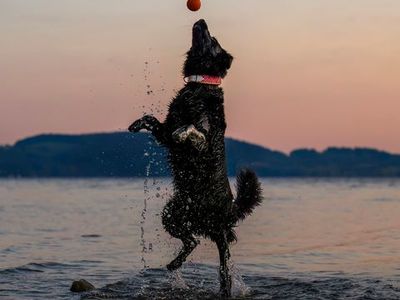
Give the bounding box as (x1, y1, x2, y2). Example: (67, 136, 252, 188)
(1, 0, 400, 153)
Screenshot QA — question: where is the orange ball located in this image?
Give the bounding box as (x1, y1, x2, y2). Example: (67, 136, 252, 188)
(187, 0, 201, 12)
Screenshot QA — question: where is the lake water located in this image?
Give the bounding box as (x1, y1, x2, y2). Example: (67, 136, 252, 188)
(0, 178, 400, 299)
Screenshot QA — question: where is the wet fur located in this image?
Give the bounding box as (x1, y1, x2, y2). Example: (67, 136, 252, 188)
(129, 19, 262, 298)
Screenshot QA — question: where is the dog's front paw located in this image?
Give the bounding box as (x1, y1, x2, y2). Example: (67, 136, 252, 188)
(188, 133, 207, 151)
(187, 126, 207, 151)
(128, 119, 144, 132)
(129, 115, 158, 133)
(173, 125, 207, 151)
(172, 126, 190, 143)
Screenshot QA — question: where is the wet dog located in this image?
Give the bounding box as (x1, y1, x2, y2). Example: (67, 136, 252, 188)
(129, 19, 262, 297)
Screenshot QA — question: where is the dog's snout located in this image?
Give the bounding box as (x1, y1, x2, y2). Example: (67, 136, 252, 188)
(193, 19, 207, 31)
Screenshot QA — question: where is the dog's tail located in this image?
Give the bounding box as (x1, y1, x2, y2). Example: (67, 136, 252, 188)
(233, 169, 263, 221)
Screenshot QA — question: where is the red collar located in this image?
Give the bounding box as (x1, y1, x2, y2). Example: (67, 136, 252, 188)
(184, 75, 222, 86)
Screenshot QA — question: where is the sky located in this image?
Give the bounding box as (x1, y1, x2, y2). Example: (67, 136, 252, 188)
(1, 0, 400, 153)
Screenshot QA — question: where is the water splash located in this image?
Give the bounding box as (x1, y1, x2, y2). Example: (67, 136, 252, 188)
(138, 58, 169, 270)
(140, 137, 162, 270)
(229, 260, 251, 297)
(169, 269, 189, 290)
(140, 143, 153, 269)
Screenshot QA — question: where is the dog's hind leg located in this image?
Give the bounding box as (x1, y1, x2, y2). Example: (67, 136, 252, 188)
(162, 200, 199, 271)
(166, 235, 199, 271)
(216, 232, 232, 298)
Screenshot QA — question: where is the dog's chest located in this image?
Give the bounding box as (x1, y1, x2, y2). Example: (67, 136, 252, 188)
(169, 92, 225, 131)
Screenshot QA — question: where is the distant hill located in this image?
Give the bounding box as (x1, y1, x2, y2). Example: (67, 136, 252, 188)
(1, 132, 400, 177)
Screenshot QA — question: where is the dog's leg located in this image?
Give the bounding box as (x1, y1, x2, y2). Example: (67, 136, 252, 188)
(216, 233, 232, 298)
(167, 236, 199, 271)
(128, 115, 169, 145)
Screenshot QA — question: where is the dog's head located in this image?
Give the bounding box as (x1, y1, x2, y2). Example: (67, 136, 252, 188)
(183, 19, 233, 78)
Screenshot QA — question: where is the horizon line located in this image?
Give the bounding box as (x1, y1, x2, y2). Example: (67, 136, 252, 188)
(1, 131, 399, 156)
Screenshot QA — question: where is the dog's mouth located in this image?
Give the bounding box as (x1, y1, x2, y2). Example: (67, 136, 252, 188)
(192, 19, 213, 55)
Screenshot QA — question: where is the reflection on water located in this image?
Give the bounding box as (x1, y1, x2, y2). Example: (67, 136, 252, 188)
(0, 178, 400, 299)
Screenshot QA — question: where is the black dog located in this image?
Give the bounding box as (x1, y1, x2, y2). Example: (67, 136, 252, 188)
(129, 19, 262, 297)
